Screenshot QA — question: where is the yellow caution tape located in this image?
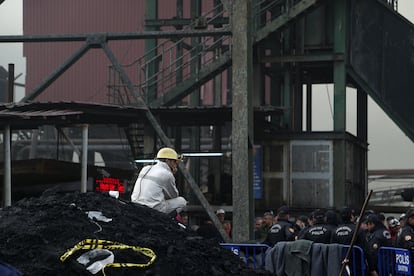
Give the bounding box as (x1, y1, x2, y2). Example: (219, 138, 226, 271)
(60, 239, 156, 275)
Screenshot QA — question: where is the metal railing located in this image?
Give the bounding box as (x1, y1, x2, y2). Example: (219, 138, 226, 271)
(138, 35, 231, 105)
(107, 0, 312, 106)
(107, 2, 230, 105)
(383, 0, 398, 11)
(253, 0, 284, 30)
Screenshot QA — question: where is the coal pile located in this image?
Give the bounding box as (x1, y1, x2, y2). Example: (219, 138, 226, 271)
(0, 191, 272, 275)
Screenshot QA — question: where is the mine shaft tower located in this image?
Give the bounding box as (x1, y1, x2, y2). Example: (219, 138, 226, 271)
(118, 0, 412, 241)
(2, 0, 414, 243)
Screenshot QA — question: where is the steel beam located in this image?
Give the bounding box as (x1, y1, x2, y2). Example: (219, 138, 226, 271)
(259, 53, 344, 63)
(0, 29, 231, 43)
(254, 0, 318, 43)
(22, 43, 91, 102)
(145, 17, 228, 27)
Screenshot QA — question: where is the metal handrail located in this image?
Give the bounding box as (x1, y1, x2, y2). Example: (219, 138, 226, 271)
(107, 0, 303, 105)
(107, 2, 230, 105)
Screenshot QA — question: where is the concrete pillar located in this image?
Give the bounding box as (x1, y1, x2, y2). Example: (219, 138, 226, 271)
(232, 0, 254, 242)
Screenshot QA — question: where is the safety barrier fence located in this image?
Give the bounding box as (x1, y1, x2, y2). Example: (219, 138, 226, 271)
(220, 243, 414, 276)
(220, 243, 366, 275)
(220, 243, 270, 270)
(378, 247, 412, 276)
(343, 245, 367, 276)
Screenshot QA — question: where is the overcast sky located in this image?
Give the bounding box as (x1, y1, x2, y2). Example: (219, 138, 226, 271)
(0, 0, 414, 170)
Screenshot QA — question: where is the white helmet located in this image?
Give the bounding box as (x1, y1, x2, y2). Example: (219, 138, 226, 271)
(156, 147, 183, 162)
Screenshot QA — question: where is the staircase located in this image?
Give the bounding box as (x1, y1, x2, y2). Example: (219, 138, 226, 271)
(107, 2, 231, 107)
(253, 0, 319, 43)
(107, 0, 318, 108)
(106, 0, 319, 158)
(124, 123, 145, 160)
(348, 0, 414, 143)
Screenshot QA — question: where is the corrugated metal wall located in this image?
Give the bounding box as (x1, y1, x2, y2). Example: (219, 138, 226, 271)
(23, 0, 146, 103)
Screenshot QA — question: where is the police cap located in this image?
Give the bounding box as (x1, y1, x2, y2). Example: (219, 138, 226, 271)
(405, 208, 414, 218)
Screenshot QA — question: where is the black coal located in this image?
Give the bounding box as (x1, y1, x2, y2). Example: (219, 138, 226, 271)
(0, 191, 272, 275)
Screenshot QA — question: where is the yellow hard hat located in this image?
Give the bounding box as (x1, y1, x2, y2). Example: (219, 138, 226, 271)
(156, 147, 183, 162)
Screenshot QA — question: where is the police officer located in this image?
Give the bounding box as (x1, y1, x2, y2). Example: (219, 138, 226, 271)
(263, 205, 296, 246)
(364, 214, 392, 276)
(332, 206, 357, 244)
(396, 208, 414, 249)
(300, 209, 333, 244)
(331, 207, 366, 276)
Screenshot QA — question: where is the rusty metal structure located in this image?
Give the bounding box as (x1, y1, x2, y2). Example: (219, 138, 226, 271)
(1, 0, 414, 241)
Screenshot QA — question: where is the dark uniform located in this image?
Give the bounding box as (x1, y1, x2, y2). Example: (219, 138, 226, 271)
(331, 207, 361, 245)
(264, 205, 296, 247)
(363, 214, 392, 274)
(264, 218, 296, 246)
(300, 209, 333, 244)
(332, 222, 356, 244)
(332, 222, 367, 276)
(396, 208, 414, 250)
(396, 225, 414, 249)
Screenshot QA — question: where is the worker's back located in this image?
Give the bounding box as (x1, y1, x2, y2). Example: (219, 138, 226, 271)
(131, 162, 178, 210)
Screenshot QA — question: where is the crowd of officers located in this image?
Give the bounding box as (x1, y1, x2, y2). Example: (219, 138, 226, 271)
(254, 205, 414, 276)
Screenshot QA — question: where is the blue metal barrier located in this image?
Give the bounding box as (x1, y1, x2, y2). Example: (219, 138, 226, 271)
(378, 247, 412, 276)
(220, 243, 270, 270)
(221, 243, 366, 274)
(343, 245, 366, 276)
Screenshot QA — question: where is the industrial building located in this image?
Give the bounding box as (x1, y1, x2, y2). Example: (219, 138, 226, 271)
(1, 0, 413, 241)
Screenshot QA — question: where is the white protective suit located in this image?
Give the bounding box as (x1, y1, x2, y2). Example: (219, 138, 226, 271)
(131, 161, 187, 214)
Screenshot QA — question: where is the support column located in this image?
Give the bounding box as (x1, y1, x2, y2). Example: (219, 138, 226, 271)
(293, 67, 303, 131)
(333, 0, 347, 207)
(176, 0, 184, 89)
(232, 0, 254, 242)
(145, 0, 158, 103)
(189, 0, 202, 191)
(306, 81, 312, 132)
(3, 125, 11, 207)
(282, 29, 291, 129)
(81, 124, 88, 193)
(8, 64, 14, 102)
(357, 89, 368, 142)
(214, 0, 223, 106)
(357, 88, 368, 197)
(283, 71, 291, 128)
(212, 126, 222, 202)
(143, 125, 155, 158)
(190, 0, 201, 107)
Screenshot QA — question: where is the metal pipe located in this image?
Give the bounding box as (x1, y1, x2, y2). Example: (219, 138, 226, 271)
(3, 125, 11, 207)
